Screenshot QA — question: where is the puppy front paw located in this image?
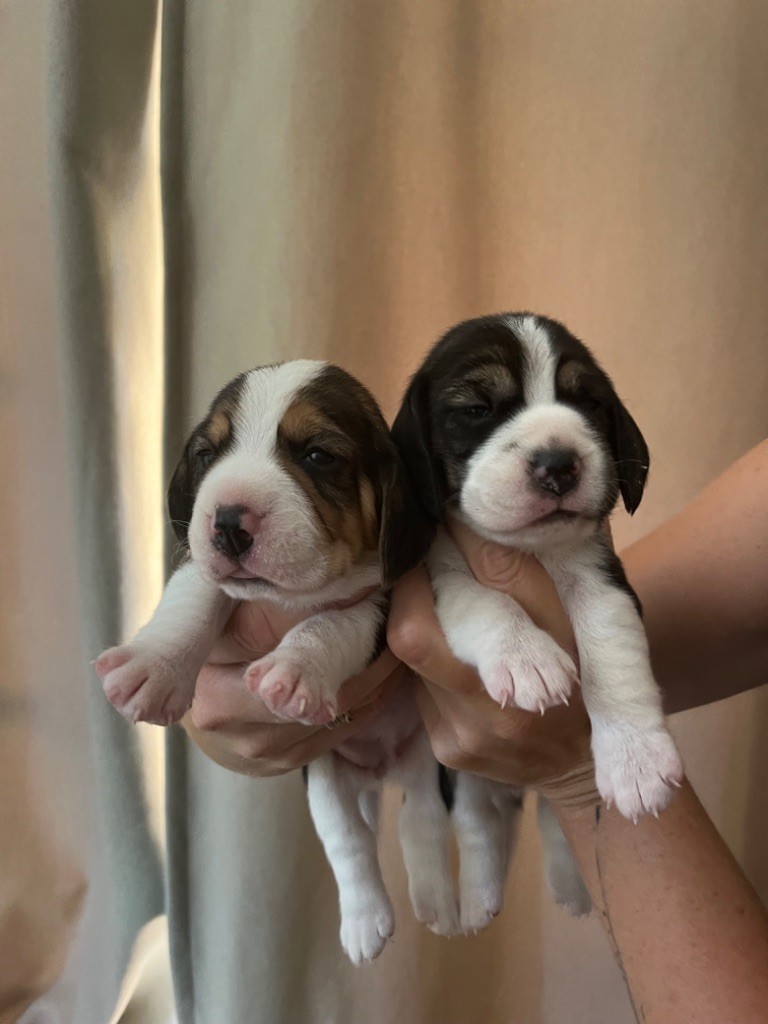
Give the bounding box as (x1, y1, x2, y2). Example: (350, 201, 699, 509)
(478, 627, 577, 713)
(593, 722, 683, 821)
(95, 643, 196, 725)
(244, 650, 339, 726)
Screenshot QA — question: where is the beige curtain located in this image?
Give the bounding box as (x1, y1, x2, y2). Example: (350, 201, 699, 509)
(4, 1, 766, 1022)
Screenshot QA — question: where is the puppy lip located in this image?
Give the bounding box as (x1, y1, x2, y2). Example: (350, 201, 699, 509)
(527, 509, 581, 527)
(227, 569, 274, 586)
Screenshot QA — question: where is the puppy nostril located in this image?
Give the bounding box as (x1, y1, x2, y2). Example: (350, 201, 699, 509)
(529, 448, 581, 497)
(212, 504, 256, 558)
(214, 504, 248, 532)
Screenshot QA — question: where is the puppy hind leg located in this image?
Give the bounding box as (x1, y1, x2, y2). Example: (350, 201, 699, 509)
(307, 756, 393, 964)
(394, 733, 460, 936)
(537, 795, 591, 917)
(454, 773, 522, 934)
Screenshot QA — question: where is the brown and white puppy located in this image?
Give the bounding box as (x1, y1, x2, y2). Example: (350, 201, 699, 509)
(96, 360, 479, 963)
(392, 314, 684, 824)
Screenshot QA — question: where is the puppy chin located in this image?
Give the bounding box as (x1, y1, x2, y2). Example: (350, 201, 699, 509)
(457, 497, 600, 552)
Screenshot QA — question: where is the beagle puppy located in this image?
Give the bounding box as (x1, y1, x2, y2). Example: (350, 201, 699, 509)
(392, 313, 684, 826)
(96, 360, 507, 963)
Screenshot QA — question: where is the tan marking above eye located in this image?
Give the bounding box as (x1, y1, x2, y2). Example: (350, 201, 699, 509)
(443, 363, 517, 404)
(280, 401, 354, 458)
(206, 409, 232, 446)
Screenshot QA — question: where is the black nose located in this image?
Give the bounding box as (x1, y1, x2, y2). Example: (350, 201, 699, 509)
(530, 448, 580, 497)
(212, 505, 254, 558)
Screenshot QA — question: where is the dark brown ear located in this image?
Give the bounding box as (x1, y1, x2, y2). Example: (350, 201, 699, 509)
(390, 375, 447, 523)
(167, 437, 203, 546)
(378, 447, 436, 589)
(609, 396, 650, 515)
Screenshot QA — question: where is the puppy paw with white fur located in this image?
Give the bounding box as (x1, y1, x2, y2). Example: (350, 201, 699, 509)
(96, 643, 197, 725)
(244, 649, 339, 726)
(339, 897, 395, 964)
(408, 873, 460, 937)
(459, 884, 503, 935)
(478, 627, 577, 714)
(593, 723, 683, 821)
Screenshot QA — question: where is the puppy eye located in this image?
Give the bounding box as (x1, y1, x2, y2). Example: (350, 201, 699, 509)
(458, 404, 492, 421)
(582, 395, 603, 412)
(196, 447, 216, 468)
(304, 447, 338, 468)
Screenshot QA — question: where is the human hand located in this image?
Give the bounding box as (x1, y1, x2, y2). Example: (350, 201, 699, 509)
(184, 599, 407, 777)
(388, 520, 598, 809)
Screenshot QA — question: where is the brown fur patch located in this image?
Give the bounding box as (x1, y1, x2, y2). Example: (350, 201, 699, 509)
(277, 398, 375, 565)
(206, 408, 232, 446)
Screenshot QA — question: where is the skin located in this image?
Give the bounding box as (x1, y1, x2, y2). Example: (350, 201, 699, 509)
(186, 440, 768, 1022)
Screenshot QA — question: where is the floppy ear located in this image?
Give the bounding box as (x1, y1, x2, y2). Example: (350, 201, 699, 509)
(609, 395, 650, 515)
(378, 448, 436, 589)
(390, 376, 446, 523)
(167, 441, 199, 546)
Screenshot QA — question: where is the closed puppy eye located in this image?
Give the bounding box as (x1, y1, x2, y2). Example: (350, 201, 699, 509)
(577, 393, 604, 413)
(455, 403, 492, 421)
(196, 446, 216, 468)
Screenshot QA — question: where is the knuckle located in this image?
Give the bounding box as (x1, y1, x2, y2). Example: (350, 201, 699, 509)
(429, 730, 463, 771)
(189, 702, 226, 732)
(387, 616, 433, 669)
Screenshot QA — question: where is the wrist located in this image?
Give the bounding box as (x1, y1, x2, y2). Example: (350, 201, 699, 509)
(535, 760, 602, 818)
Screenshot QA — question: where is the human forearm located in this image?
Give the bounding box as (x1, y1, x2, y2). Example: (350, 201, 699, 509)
(555, 779, 768, 1024)
(623, 440, 768, 714)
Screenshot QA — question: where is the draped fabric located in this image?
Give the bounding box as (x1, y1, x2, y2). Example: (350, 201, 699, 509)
(6, 0, 766, 1021)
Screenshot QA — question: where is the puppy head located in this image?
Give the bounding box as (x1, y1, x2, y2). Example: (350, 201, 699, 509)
(392, 313, 649, 550)
(169, 360, 431, 601)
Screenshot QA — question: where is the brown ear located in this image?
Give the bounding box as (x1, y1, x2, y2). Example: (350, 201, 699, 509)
(378, 447, 436, 589)
(167, 435, 205, 546)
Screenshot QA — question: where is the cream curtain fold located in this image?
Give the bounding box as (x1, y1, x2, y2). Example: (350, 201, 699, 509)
(12, 0, 767, 1021)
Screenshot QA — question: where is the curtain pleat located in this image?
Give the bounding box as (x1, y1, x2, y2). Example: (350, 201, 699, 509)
(46, 2, 165, 1020)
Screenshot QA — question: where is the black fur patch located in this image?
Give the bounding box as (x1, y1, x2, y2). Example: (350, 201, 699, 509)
(597, 539, 643, 617)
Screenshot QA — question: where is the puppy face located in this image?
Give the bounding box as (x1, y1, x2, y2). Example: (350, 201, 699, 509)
(392, 314, 649, 550)
(169, 360, 430, 601)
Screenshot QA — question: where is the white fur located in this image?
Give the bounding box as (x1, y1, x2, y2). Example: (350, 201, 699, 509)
(453, 774, 522, 933)
(536, 796, 591, 916)
(510, 313, 558, 406)
(307, 724, 460, 962)
(540, 543, 683, 819)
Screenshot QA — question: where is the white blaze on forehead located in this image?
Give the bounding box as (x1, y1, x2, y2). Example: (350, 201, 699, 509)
(506, 314, 557, 407)
(232, 359, 327, 454)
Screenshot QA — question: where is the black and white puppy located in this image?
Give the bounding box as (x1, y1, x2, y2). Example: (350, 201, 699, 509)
(392, 313, 684, 822)
(96, 360, 510, 962)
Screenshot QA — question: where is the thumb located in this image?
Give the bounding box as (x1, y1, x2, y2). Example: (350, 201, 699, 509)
(449, 518, 550, 594)
(447, 519, 577, 659)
